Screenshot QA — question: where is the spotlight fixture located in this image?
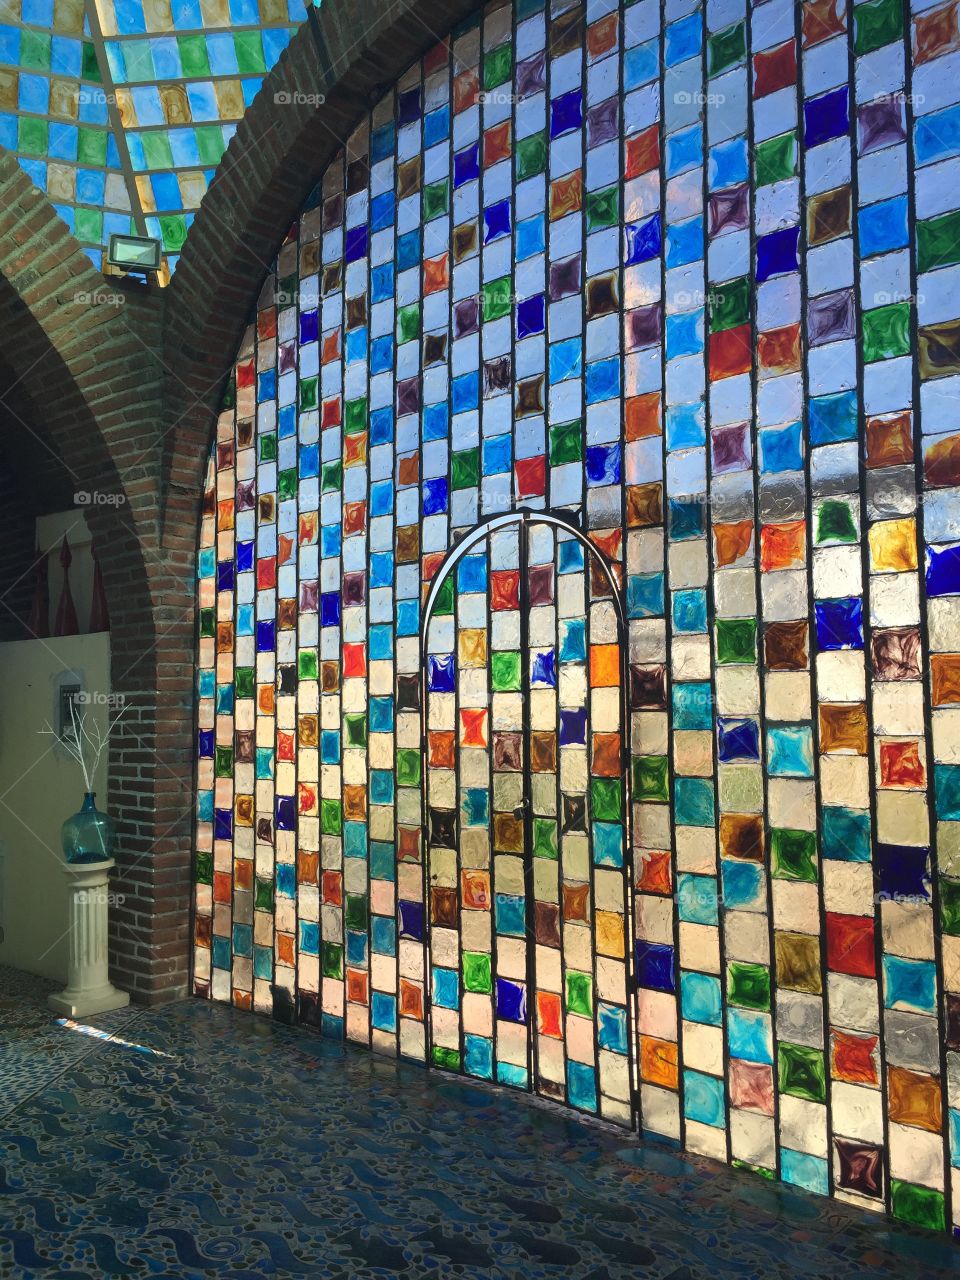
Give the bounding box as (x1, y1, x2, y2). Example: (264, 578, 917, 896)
(107, 233, 162, 274)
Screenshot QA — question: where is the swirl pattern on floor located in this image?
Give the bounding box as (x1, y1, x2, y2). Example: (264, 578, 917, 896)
(1, 966, 958, 1278)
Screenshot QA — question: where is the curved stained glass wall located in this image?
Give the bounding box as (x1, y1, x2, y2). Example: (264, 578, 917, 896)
(195, 0, 960, 1235)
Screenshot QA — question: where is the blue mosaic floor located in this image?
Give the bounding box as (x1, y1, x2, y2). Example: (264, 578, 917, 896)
(1, 966, 958, 1278)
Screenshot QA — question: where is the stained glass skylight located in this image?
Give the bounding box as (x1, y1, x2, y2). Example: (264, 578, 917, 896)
(0, 0, 312, 274)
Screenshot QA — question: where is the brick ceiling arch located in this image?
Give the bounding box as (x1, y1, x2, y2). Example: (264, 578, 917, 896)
(0, 146, 156, 643)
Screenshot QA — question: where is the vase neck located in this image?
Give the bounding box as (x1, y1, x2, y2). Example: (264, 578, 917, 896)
(81, 792, 97, 810)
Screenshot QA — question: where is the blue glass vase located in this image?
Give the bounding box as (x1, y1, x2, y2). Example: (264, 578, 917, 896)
(61, 792, 116, 864)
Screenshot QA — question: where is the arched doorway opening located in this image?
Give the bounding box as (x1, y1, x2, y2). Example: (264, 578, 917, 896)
(421, 512, 634, 1127)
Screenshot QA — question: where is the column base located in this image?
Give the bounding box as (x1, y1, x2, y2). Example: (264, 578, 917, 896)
(48, 985, 130, 1018)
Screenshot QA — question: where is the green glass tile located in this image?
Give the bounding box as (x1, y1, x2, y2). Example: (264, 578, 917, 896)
(278, 272, 297, 306)
(633, 755, 669, 802)
(233, 29, 265, 74)
(235, 668, 254, 699)
(196, 125, 226, 167)
(566, 970, 593, 1017)
(591, 777, 622, 822)
(491, 650, 521, 692)
(483, 42, 512, 90)
(709, 276, 750, 332)
(586, 186, 619, 230)
(733, 1160, 775, 1179)
(423, 179, 449, 221)
(516, 130, 546, 180)
(451, 447, 479, 490)
(278, 466, 297, 503)
(778, 1042, 826, 1102)
(533, 818, 558, 860)
(178, 34, 210, 76)
(321, 940, 343, 979)
(199, 607, 215, 638)
(195, 850, 213, 884)
(214, 746, 233, 778)
(396, 748, 421, 788)
(463, 951, 492, 994)
(719, 764, 762, 813)
(321, 461, 342, 492)
(320, 798, 342, 835)
(298, 649, 318, 680)
(18, 114, 48, 155)
(854, 0, 903, 55)
(345, 397, 367, 433)
(432, 1045, 460, 1070)
(259, 433, 277, 462)
(940, 877, 960, 935)
(482, 276, 513, 323)
(863, 303, 911, 362)
(220, 376, 235, 411)
(709, 22, 745, 75)
(345, 713, 366, 748)
(81, 41, 101, 81)
(771, 828, 817, 882)
(755, 132, 796, 186)
(549, 419, 583, 465)
(77, 127, 109, 168)
(433, 575, 454, 616)
(122, 40, 155, 81)
(254, 878, 273, 911)
(300, 375, 318, 410)
(20, 29, 51, 70)
(716, 618, 756, 664)
(727, 961, 770, 1010)
(156, 212, 184, 252)
(76, 205, 103, 242)
(140, 129, 173, 169)
(398, 303, 420, 343)
(917, 209, 960, 274)
(816, 499, 858, 544)
(890, 1181, 945, 1231)
(345, 893, 367, 931)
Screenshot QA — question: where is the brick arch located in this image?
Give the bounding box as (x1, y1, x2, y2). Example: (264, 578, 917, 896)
(0, 147, 180, 999)
(160, 0, 484, 538)
(0, 149, 156, 620)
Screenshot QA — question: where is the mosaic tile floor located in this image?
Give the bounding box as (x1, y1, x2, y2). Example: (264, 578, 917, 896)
(0, 965, 958, 1278)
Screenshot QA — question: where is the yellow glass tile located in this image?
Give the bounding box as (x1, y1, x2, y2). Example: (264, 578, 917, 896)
(54, 0, 86, 34)
(136, 173, 156, 211)
(48, 76, 80, 120)
(47, 162, 76, 201)
(0, 69, 17, 113)
(91, 0, 117, 37)
(214, 78, 245, 119)
(142, 0, 173, 31)
(199, 0, 230, 26)
(868, 517, 917, 573)
(160, 82, 192, 126)
(114, 87, 136, 128)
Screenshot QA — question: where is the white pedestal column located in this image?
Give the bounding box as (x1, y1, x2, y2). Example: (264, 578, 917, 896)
(48, 858, 130, 1018)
